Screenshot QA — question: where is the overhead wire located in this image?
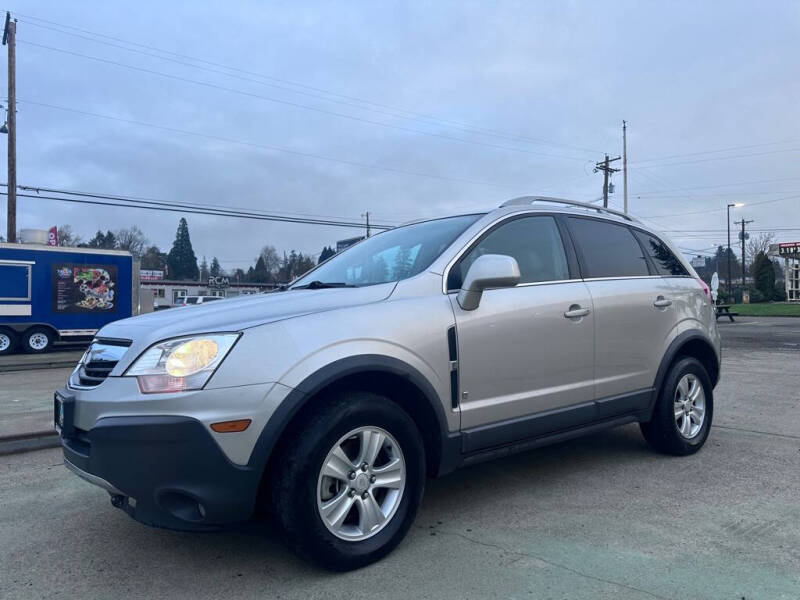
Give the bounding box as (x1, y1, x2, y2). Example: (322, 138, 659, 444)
(14, 11, 604, 155)
(19, 39, 591, 163)
(21, 99, 520, 191)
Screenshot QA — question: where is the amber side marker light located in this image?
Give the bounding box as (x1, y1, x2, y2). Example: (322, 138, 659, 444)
(210, 419, 252, 433)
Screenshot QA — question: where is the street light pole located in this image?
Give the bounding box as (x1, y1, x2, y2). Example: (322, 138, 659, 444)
(727, 203, 734, 296)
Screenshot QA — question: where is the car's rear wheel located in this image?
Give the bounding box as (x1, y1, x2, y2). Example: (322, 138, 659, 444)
(22, 327, 53, 354)
(272, 391, 425, 570)
(640, 356, 713, 455)
(0, 328, 17, 355)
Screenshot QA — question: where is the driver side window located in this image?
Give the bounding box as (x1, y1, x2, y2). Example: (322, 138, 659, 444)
(447, 215, 570, 290)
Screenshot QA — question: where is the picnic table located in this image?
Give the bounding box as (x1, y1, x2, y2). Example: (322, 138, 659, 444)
(715, 304, 738, 322)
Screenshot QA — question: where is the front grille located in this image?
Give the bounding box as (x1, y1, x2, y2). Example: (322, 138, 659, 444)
(77, 360, 118, 386)
(71, 338, 131, 388)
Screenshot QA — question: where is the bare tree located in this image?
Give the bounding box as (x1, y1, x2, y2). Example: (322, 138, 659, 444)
(260, 245, 281, 280)
(57, 224, 82, 247)
(746, 232, 774, 267)
(115, 226, 148, 258)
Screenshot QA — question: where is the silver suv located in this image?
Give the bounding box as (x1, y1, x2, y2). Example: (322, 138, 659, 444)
(57, 197, 721, 570)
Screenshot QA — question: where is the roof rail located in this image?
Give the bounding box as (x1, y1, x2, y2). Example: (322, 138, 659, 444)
(499, 196, 638, 222)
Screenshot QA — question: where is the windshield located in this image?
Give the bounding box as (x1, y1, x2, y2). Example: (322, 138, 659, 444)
(291, 214, 481, 288)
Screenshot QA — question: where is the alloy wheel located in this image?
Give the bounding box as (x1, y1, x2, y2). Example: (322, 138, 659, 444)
(316, 426, 406, 541)
(674, 373, 705, 439)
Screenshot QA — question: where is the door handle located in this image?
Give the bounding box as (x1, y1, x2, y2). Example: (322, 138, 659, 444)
(564, 306, 591, 319)
(653, 296, 672, 308)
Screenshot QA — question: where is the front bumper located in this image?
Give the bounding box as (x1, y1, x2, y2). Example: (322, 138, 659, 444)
(60, 412, 263, 531)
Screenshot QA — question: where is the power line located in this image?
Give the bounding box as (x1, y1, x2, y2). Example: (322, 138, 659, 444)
(19, 39, 590, 163)
(640, 192, 800, 219)
(14, 11, 603, 155)
(629, 146, 800, 169)
(7, 183, 400, 226)
(18, 16, 603, 156)
(21, 99, 519, 190)
(632, 138, 800, 165)
(1, 190, 395, 230)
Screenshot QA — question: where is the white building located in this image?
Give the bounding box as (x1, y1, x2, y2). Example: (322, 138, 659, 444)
(139, 271, 276, 308)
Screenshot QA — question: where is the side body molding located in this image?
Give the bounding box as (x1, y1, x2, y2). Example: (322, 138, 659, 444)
(246, 355, 461, 477)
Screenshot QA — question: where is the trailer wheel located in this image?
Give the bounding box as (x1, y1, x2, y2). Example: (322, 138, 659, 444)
(0, 328, 16, 355)
(22, 327, 54, 354)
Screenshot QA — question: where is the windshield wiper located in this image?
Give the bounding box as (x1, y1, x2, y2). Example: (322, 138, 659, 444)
(292, 280, 357, 290)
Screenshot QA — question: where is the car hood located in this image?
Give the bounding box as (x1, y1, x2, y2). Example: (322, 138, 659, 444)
(97, 283, 397, 346)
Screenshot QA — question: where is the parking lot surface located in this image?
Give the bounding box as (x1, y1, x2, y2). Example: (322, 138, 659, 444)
(0, 317, 798, 599)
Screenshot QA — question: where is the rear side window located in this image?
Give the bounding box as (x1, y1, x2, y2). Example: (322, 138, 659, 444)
(568, 217, 650, 278)
(185, 297, 199, 304)
(633, 230, 689, 276)
(448, 215, 569, 289)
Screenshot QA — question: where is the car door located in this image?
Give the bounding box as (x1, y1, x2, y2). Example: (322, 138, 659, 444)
(447, 214, 595, 451)
(566, 217, 678, 413)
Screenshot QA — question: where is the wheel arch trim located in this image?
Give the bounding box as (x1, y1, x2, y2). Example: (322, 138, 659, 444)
(246, 355, 457, 475)
(651, 331, 719, 411)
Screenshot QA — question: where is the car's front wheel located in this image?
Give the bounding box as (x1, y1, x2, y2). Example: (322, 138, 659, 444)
(272, 391, 425, 570)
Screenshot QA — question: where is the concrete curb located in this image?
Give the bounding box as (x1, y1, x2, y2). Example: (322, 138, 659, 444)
(0, 360, 76, 373)
(0, 430, 60, 456)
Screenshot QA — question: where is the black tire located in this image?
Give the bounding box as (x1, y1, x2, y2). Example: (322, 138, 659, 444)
(641, 357, 713, 455)
(0, 328, 16, 356)
(271, 391, 425, 571)
(22, 327, 53, 354)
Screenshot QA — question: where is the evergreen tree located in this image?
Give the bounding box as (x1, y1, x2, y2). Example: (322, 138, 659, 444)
(253, 255, 269, 282)
(210, 257, 222, 277)
(167, 218, 200, 281)
(318, 245, 335, 264)
(86, 230, 117, 249)
(752, 251, 775, 300)
(199, 256, 210, 280)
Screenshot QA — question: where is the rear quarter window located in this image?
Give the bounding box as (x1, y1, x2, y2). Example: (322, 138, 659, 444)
(633, 230, 689, 276)
(567, 217, 650, 278)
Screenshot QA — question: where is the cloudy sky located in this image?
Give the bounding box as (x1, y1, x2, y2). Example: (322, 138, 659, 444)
(4, 0, 799, 271)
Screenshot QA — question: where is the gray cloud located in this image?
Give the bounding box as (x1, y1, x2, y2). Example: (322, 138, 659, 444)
(5, 0, 800, 269)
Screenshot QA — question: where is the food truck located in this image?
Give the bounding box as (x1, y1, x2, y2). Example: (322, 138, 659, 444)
(0, 243, 135, 354)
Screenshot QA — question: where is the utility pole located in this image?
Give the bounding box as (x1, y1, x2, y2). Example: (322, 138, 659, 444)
(736, 218, 753, 290)
(594, 154, 620, 208)
(362, 211, 371, 238)
(3, 12, 16, 243)
(622, 121, 628, 214)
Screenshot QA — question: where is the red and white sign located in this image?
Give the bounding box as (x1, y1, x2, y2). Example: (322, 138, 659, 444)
(779, 242, 800, 257)
(47, 226, 58, 246)
(140, 269, 164, 281)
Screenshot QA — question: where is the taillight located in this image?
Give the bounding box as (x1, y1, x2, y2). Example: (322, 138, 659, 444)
(696, 277, 711, 298)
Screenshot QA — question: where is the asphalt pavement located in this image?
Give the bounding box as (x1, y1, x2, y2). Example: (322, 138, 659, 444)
(0, 318, 798, 599)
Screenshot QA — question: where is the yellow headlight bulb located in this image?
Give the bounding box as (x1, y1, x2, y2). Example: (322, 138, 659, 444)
(165, 339, 219, 377)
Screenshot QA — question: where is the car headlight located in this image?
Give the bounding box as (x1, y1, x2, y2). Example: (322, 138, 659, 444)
(125, 333, 240, 394)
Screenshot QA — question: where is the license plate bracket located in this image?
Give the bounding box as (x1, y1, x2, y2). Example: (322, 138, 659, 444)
(54, 390, 76, 438)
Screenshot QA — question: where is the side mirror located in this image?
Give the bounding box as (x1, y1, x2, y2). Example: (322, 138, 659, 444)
(457, 254, 521, 311)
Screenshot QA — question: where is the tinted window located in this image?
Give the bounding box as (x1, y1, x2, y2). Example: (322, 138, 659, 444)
(448, 216, 569, 289)
(184, 297, 198, 304)
(634, 230, 689, 276)
(568, 217, 650, 278)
